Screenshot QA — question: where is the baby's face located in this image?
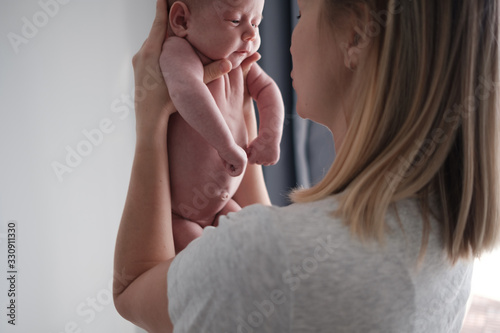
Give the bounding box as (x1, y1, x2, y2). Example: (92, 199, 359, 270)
(187, 0, 264, 68)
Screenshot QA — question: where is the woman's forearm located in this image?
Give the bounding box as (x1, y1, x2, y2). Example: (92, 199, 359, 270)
(113, 123, 176, 332)
(114, 124, 175, 296)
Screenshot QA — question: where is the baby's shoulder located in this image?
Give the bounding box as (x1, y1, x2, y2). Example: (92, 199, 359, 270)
(163, 37, 199, 61)
(164, 36, 191, 48)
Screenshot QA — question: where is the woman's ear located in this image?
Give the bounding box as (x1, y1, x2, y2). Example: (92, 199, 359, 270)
(342, 30, 364, 71)
(169, 1, 191, 37)
(341, 4, 372, 71)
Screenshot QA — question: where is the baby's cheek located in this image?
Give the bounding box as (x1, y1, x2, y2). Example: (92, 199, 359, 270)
(254, 36, 262, 52)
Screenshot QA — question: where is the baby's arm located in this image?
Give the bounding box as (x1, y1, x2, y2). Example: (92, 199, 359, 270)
(160, 37, 247, 176)
(234, 99, 272, 207)
(246, 63, 285, 165)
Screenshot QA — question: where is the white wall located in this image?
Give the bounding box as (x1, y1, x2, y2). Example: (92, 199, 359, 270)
(2, 1, 500, 332)
(0, 0, 155, 331)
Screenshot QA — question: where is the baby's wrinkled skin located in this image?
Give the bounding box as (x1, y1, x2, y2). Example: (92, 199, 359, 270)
(161, 0, 284, 253)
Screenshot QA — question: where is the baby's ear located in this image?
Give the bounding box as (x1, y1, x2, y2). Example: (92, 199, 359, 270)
(169, 1, 190, 37)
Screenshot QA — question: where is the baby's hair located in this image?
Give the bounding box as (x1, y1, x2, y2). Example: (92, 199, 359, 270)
(167, 0, 251, 9)
(167, 0, 203, 9)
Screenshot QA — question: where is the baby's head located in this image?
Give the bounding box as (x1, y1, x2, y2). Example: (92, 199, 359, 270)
(167, 0, 264, 68)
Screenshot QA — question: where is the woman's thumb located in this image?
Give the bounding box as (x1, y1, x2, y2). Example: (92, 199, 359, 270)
(203, 59, 232, 84)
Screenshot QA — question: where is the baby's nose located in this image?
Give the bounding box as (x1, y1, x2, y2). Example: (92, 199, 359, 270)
(243, 29, 257, 42)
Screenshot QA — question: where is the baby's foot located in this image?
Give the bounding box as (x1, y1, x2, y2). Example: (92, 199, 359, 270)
(218, 145, 247, 177)
(247, 138, 280, 166)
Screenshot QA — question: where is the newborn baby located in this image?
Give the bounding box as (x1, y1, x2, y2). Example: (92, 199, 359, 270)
(161, 0, 284, 253)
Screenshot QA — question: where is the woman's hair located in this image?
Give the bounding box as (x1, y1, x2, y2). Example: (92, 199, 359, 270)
(291, 0, 500, 263)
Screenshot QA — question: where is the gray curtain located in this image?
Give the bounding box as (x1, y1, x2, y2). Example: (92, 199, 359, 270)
(259, 2, 336, 206)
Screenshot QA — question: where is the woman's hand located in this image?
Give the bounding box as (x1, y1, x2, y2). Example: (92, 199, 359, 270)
(131, 0, 233, 139)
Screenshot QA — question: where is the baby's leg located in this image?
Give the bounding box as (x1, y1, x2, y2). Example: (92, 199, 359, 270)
(172, 199, 241, 253)
(213, 199, 242, 227)
(172, 213, 204, 254)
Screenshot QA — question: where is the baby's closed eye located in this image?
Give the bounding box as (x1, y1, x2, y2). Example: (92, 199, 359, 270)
(224, 18, 241, 26)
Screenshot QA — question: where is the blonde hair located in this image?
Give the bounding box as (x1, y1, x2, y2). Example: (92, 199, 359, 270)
(291, 0, 500, 263)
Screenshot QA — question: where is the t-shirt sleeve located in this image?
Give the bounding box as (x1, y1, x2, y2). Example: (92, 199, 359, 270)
(167, 204, 292, 333)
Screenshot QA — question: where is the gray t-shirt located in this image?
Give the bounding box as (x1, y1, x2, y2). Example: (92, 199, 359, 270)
(167, 196, 473, 332)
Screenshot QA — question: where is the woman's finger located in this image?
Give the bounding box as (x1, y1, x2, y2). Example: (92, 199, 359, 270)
(145, 0, 169, 51)
(203, 59, 232, 84)
(241, 52, 261, 75)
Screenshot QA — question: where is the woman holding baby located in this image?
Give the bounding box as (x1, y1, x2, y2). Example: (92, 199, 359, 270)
(113, 0, 500, 332)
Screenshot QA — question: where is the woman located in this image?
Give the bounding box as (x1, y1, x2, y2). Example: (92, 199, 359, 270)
(113, 0, 500, 332)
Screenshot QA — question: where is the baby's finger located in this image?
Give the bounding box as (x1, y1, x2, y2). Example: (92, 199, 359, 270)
(203, 59, 232, 84)
(145, 0, 169, 52)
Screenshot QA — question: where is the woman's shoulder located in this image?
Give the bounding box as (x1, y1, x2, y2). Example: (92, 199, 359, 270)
(210, 195, 434, 263)
(236, 195, 343, 222)
(216, 196, 344, 238)
(249, 196, 443, 263)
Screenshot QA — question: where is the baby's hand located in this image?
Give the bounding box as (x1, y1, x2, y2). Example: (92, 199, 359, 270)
(246, 138, 280, 166)
(218, 144, 248, 177)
